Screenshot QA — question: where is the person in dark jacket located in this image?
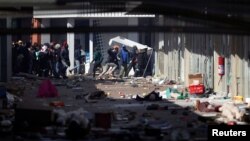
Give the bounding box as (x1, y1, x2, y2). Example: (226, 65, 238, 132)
(74, 45, 82, 75)
(127, 45, 139, 77)
(52, 43, 61, 78)
(91, 47, 103, 78)
(98, 45, 119, 79)
(60, 41, 70, 79)
(137, 48, 148, 77)
(38, 45, 50, 77)
(118, 45, 130, 78)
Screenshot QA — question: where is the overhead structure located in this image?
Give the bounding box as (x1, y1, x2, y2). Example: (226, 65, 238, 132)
(109, 36, 152, 50)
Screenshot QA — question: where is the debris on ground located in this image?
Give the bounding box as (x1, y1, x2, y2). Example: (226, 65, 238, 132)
(0, 75, 250, 141)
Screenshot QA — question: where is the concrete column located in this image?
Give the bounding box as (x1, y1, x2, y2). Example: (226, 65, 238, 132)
(154, 16, 164, 77)
(127, 18, 138, 42)
(67, 18, 75, 74)
(180, 35, 185, 83)
(6, 17, 12, 82)
(41, 19, 50, 44)
(213, 35, 224, 93)
(184, 37, 190, 87)
(85, 19, 93, 74)
(31, 18, 41, 44)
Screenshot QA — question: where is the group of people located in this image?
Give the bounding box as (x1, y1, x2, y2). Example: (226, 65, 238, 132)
(92, 44, 149, 79)
(12, 40, 85, 79)
(12, 40, 150, 79)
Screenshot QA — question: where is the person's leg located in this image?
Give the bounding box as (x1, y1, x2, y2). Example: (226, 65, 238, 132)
(61, 66, 67, 79)
(134, 64, 139, 77)
(98, 63, 109, 78)
(119, 65, 125, 78)
(93, 63, 98, 78)
(53, 61, 60, 78)
(109, 63, 117, 76)
(124, 64, 128, 77)
(48, 60, 53, 77)
(28, 60, 33, 74)
(126, 63, 133, 76)
(75, 60, 80, 75)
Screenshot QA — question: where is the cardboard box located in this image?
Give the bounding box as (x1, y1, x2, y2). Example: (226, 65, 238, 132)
(188, 73, 203, 85)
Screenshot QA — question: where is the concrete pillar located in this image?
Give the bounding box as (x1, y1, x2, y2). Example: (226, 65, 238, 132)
(127, 18, 138, 42)
(154, 16, 164, 77)
(31, 18, 41, 44)
(67, 18, 75, 74)
(184, 43, 190, 87)
(7, 17, 12, 82)
(85, 19, 93, 74)
(180, 35, 185, 83)
(41, 19, 50, 44)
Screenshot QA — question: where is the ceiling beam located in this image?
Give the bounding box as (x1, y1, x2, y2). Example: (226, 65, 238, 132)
(1, 26, 250, 35)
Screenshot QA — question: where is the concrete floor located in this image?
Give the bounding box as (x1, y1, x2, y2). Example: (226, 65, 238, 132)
(1, 75, 223, 140)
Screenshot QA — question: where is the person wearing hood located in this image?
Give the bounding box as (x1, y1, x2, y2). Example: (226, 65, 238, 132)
(60, 41, 70, 79)
(98, 45, 119, 79)
(38, 44, 50, 77)
(118, 45, 130, 79)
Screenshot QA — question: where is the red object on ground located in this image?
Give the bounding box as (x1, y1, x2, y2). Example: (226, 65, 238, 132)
(37, 79, 59, 98)
(49, 101, 65, 107)
(189, 84, 205, 94)
(227, 121, 237, 125)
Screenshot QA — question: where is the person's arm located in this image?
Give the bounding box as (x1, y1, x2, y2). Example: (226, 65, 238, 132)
(117, 50, 121, 61)
(98, 52, 104, 63)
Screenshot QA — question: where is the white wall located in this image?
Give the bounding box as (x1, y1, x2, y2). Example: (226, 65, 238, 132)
(41, 19, 50, 44)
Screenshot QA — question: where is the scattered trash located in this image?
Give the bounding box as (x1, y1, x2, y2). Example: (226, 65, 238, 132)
(72, 87, 84, 92)
(50, 101, 65, 107)
(113, 110, 136, 122)
(233, 96, 244, 103)
(75, 93, 89, 100)
(194, 100, 220, 112)
(88, 90, 106, 99)
(0, 120, 12, 133)
(219, 103, 245, 121)
(171, 128, 190, 141)
(119, 92, 125, 99)
(146, 104, 159, 110)
(130, 80, 138, 87)
(135, 91, 162, 101)
(171, 110, 178, 115)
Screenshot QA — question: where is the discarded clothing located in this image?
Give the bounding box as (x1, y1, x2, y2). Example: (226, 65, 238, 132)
(136, 91, 162, 101)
